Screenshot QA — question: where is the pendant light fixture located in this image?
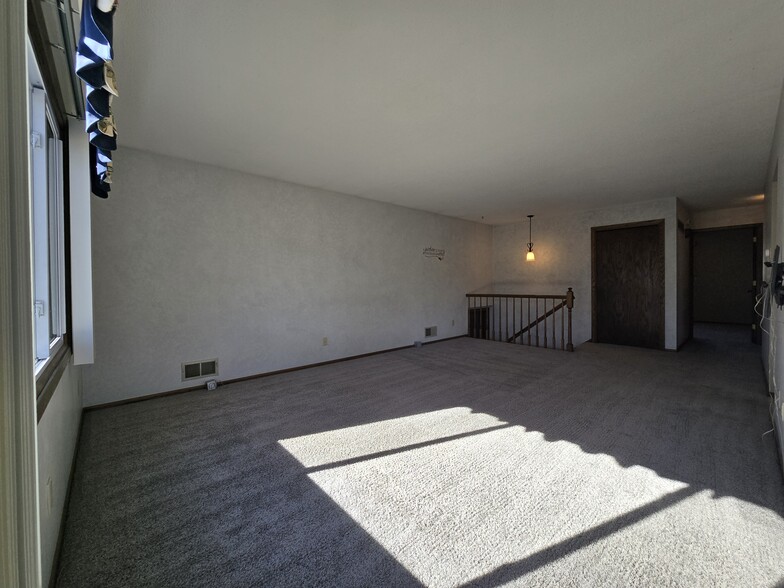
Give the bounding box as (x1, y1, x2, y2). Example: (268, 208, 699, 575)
(525, 215, 535, 261)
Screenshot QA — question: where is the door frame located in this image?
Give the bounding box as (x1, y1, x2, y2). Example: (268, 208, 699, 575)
(688, 223, 763, 343)
(591, 219, 666, 349)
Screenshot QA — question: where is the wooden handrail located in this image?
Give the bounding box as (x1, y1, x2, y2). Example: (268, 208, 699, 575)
(467, 293, 569, 300)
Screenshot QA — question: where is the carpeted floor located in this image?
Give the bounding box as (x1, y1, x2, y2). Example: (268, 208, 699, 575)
(56, 326, 784, 587)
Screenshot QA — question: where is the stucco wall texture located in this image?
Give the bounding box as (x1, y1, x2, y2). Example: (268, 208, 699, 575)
(83, 148, 493, 405)
(762, 80, 784, 475)
(86, 148, 697, 406)
(37, 360, 81, 587)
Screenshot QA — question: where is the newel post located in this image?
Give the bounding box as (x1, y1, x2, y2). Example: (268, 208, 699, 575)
(566, 287, 575, 352)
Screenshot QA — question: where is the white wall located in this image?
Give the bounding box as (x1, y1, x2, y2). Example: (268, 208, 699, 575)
(82, 148, 493, 406)
(492, 198, 678, 349)
(37, 360, 82, 588)
(762, 81, 784, 474)
(68, 121, 95, 365)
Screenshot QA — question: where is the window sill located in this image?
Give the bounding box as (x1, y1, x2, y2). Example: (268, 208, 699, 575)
(36, 339, 71, 422)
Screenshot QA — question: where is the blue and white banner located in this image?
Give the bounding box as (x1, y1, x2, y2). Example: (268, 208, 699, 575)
(75, 0, 118, 198)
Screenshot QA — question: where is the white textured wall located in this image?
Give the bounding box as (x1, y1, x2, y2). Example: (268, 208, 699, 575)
(37, 360, 81, 587)
(68, 121, 95, 365)
(492, 198, 678, 349)
(762, 81, 784, 475)
(82, 148, 493, 406)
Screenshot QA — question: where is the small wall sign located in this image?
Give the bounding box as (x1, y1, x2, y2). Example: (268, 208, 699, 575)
(423, 247, 445, 261)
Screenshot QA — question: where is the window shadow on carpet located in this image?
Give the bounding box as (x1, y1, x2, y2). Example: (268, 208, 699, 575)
(456, 486, 698, 588)
(57, 431, 425, 587)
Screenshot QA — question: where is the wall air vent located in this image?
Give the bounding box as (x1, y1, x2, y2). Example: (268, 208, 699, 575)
(425, 326, 437, 337)
(182, 358, 218, 381)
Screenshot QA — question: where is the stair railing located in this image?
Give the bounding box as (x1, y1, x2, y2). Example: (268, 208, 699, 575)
(466, 288, 574, 351)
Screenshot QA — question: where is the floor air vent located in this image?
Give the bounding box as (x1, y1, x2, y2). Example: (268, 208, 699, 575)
(182, 359, 218, 381)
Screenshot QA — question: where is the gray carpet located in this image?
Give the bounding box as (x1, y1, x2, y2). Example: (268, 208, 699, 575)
(56, 327, 784, 587)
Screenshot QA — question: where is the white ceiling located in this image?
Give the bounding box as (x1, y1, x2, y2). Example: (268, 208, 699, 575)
(114, 1, 784, 224)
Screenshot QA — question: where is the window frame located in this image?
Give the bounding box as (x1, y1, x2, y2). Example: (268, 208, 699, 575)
(28, 38, 68, 383)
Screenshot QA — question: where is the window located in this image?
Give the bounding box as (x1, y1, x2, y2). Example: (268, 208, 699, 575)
(29, 42, 66, 374)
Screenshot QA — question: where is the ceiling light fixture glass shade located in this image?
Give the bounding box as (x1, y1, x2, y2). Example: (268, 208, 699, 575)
(526, 215, 535, 262)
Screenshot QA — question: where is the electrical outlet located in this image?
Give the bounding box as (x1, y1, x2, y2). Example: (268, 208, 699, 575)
(322, 337, 328, 346)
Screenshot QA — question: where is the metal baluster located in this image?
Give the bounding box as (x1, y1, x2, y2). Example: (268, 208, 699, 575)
(561, 299, 565, 350)
(552, 298, 556, 348)
(498, 297, 501, 342)
(492, 297, 495, 341)
(505, 297, 509, 343)
(535, 298, 540, 347)
(497, 296, 501, 342)
(527, 298, 531, 346)
(474, 296, 477, 339)
(482, 296, 486, 339)
(479, 296, 485, 339)
(468, 296, 471, 338)
(473, 296, 476, 338)
(545, 298, 549, 348)
(475, 296, 479, 339)
(486, 296, 489, 340)
(474, 296, 477, 338)
(477, 296, 481, 339)
(487, 296, 490, 340)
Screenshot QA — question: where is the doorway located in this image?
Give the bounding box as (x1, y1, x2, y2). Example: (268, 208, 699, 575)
(691, 225, 762, 344)
(592, 220, 665, 349)
(468, 306, 490, 340)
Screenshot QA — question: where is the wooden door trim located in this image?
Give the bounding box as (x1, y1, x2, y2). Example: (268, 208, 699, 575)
(591, 219, 666, 349)
(687, 222, 762, 233)
(591, 218, 665, 232)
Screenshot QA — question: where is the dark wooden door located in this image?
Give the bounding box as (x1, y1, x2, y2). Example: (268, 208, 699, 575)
(593, 221, 665, 349)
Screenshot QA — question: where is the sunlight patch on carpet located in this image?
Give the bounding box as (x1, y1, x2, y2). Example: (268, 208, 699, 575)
(279, 407, 506, 469)
(276, 408, 730, 586)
